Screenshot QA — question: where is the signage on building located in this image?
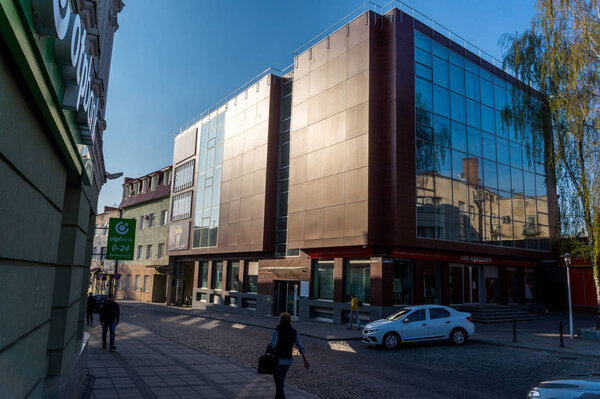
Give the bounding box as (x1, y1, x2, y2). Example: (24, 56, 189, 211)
(106, 218, 136, 260)
(32, 0, 100, 144)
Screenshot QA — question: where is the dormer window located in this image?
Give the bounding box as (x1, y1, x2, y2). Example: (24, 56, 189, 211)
(133, 182, 139, 195)
(151, 175, 158, 190)
(123, 185, 130, 199)
(142, 179, 149, 193)
(164, 169, 172, 186)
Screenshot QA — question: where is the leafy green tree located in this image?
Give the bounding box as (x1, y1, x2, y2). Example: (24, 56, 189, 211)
(501, 0, 600, 328)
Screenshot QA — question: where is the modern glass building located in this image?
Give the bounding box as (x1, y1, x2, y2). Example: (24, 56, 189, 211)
(166, 6, 557, 324)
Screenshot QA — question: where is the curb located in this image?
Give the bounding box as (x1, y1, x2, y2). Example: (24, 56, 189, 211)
(469, 338, 600, 359)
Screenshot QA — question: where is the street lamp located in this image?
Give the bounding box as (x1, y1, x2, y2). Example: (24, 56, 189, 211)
(561, 253, 574, 339)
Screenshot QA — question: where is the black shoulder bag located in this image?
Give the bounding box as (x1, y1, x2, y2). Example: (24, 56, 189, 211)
(257, 345, 277, 375)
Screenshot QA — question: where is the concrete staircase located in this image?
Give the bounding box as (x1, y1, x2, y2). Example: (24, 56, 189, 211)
(451, 304, 547, 324)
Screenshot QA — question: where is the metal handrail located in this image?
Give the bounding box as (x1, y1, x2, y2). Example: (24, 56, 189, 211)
(291, 0, 514, 78)
(174, 63, 294, 137)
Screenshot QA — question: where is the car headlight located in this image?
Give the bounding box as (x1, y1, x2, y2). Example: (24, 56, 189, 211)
(364, 328, 379, 333)
(527, 389, 540, 398)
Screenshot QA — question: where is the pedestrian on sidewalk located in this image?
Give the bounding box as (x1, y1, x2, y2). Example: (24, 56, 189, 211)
(86, 292, 96, 326)
(348, 294, 361, 330)
(100, 294, 120, 350)
(267, 312, 309, 399)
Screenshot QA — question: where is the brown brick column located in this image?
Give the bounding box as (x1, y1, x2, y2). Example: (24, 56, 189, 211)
(193, 261, 200, 289)
(413, 259, 425, 305)
(207, 260, 214, 289)
(370, 257, 383, 306)
(334, 258, 344, 302)
(222, 260, 229, 291)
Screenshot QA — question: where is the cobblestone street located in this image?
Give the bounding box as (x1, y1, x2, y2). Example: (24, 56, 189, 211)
(96, 303, 600, 399)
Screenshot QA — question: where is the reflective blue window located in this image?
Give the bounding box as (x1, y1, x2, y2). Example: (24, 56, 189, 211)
(452, 150, 468, 180)
(451, 93, 466, 123)
(416, 77, 433, 111)
(449, 50, 464, 67)
(433, 41, 448, 59)
(535, 174, 546, 196)
(416, 63, 433, 80)
(496, 137, 510, 165)
(498, 164, 512, 192)
(524, 172, 536, 196)
(481, 78, 494, 107)
(416, 48, 432, 68)
(483, 160, 498, 189)
(417, 124, 433, 141)
(451, 121, 467, 152)
(465, 60, 479, 74)
(482, 132, 496, 161)
(481, 105, 495, 133)
(433, 57, 449, 87)
(466, 99, 481, 128)
(465, 72, 480, 101)
(511, 168, 524, 193)
(434, 115, 451, 147)
(435, 145, 452, 177)
(450, 64, 465, 95)
(417, 139, 434, 173)
(467, 127, 482, 157)
(535, 162, 545, 175)
(415, 31, 432, 52)
(494, 85, 507, 110)
(496, 111, 509, 137)
(510, 141, 523, 169)
(434, 86, 450, 117)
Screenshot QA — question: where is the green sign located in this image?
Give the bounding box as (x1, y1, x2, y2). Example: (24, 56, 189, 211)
(106, 218, 136, 260)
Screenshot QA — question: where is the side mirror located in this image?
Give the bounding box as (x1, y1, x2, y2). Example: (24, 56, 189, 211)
(403, 318, 410, 323)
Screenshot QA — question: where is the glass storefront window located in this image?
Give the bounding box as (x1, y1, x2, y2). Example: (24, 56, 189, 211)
(344, 259, 370, 303)
(423, 262, 441, 304)
(312, 259, 334, 300)
(212, 261, 223, 290)
(393, 260, 413, 305)
(198, 261, 208, 288)
(227, 261, 239, 291)
(245, 261, 258, 293)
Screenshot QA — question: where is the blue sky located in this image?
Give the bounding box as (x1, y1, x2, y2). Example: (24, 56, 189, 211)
(98, 0, 537, 210)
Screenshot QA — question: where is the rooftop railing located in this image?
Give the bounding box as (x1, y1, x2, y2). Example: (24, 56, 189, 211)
(175, 64, 293, 137)
(292, 1, 514, 77)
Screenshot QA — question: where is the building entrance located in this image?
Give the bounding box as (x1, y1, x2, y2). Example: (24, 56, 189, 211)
(449, 264, 480, 304)
(273, 281, 299, 317)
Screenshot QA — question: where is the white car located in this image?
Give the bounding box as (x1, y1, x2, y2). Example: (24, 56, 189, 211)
(362, 305, 475, 349)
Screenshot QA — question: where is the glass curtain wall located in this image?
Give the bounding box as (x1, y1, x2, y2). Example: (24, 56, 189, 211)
(414, 31, 549, 250)
(312, 259, 334, 300)
(192, 112, 225, 247)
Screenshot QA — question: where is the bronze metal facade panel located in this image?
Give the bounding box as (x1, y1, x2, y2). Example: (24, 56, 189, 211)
(288, 13, 372, 249)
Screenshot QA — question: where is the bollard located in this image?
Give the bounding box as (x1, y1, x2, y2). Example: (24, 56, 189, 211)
(513, 317, 517, 342)
(560, 321, 564, 347)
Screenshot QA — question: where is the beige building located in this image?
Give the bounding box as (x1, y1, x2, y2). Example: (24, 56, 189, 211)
(90, 207, 120, 294)
(116, 167, 172, 303)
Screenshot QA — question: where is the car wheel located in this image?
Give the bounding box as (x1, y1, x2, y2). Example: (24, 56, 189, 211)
(383, 332, 400, 350)
(450, 328, 467, 345)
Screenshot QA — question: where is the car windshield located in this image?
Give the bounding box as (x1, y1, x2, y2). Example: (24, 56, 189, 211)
(386, 309, 412, 321)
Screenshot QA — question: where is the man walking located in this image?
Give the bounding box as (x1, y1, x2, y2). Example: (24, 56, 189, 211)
(100, 294, 120, 350)
(348, 294, 361, 329)
(86, 292, 96, 326)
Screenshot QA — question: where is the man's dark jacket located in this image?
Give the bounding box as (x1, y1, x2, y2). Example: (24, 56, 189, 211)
(100, 301, 120, 324)
(86, 296, 96, 312)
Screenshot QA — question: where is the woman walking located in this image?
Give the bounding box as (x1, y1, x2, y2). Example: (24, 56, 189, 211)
(267, 312, 309, 399)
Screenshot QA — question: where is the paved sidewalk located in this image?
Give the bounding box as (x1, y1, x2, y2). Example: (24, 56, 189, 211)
(471, 312, 600, 357)
(85, 322, 318, 399)
(119, 300, 600, 357)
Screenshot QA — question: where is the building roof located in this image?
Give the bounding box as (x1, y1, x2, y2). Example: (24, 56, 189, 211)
(119, 166, 171, 209)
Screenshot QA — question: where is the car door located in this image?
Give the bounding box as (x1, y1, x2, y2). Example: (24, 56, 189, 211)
(400, 309, 429, 341)
(427, 307, 453, 339)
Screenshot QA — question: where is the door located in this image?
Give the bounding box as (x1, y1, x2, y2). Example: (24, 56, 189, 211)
(273, 281, 299, 317)
(450, 265, 480, 304)
(427, 307, 453, 338)
(400, 309, 429, 340)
